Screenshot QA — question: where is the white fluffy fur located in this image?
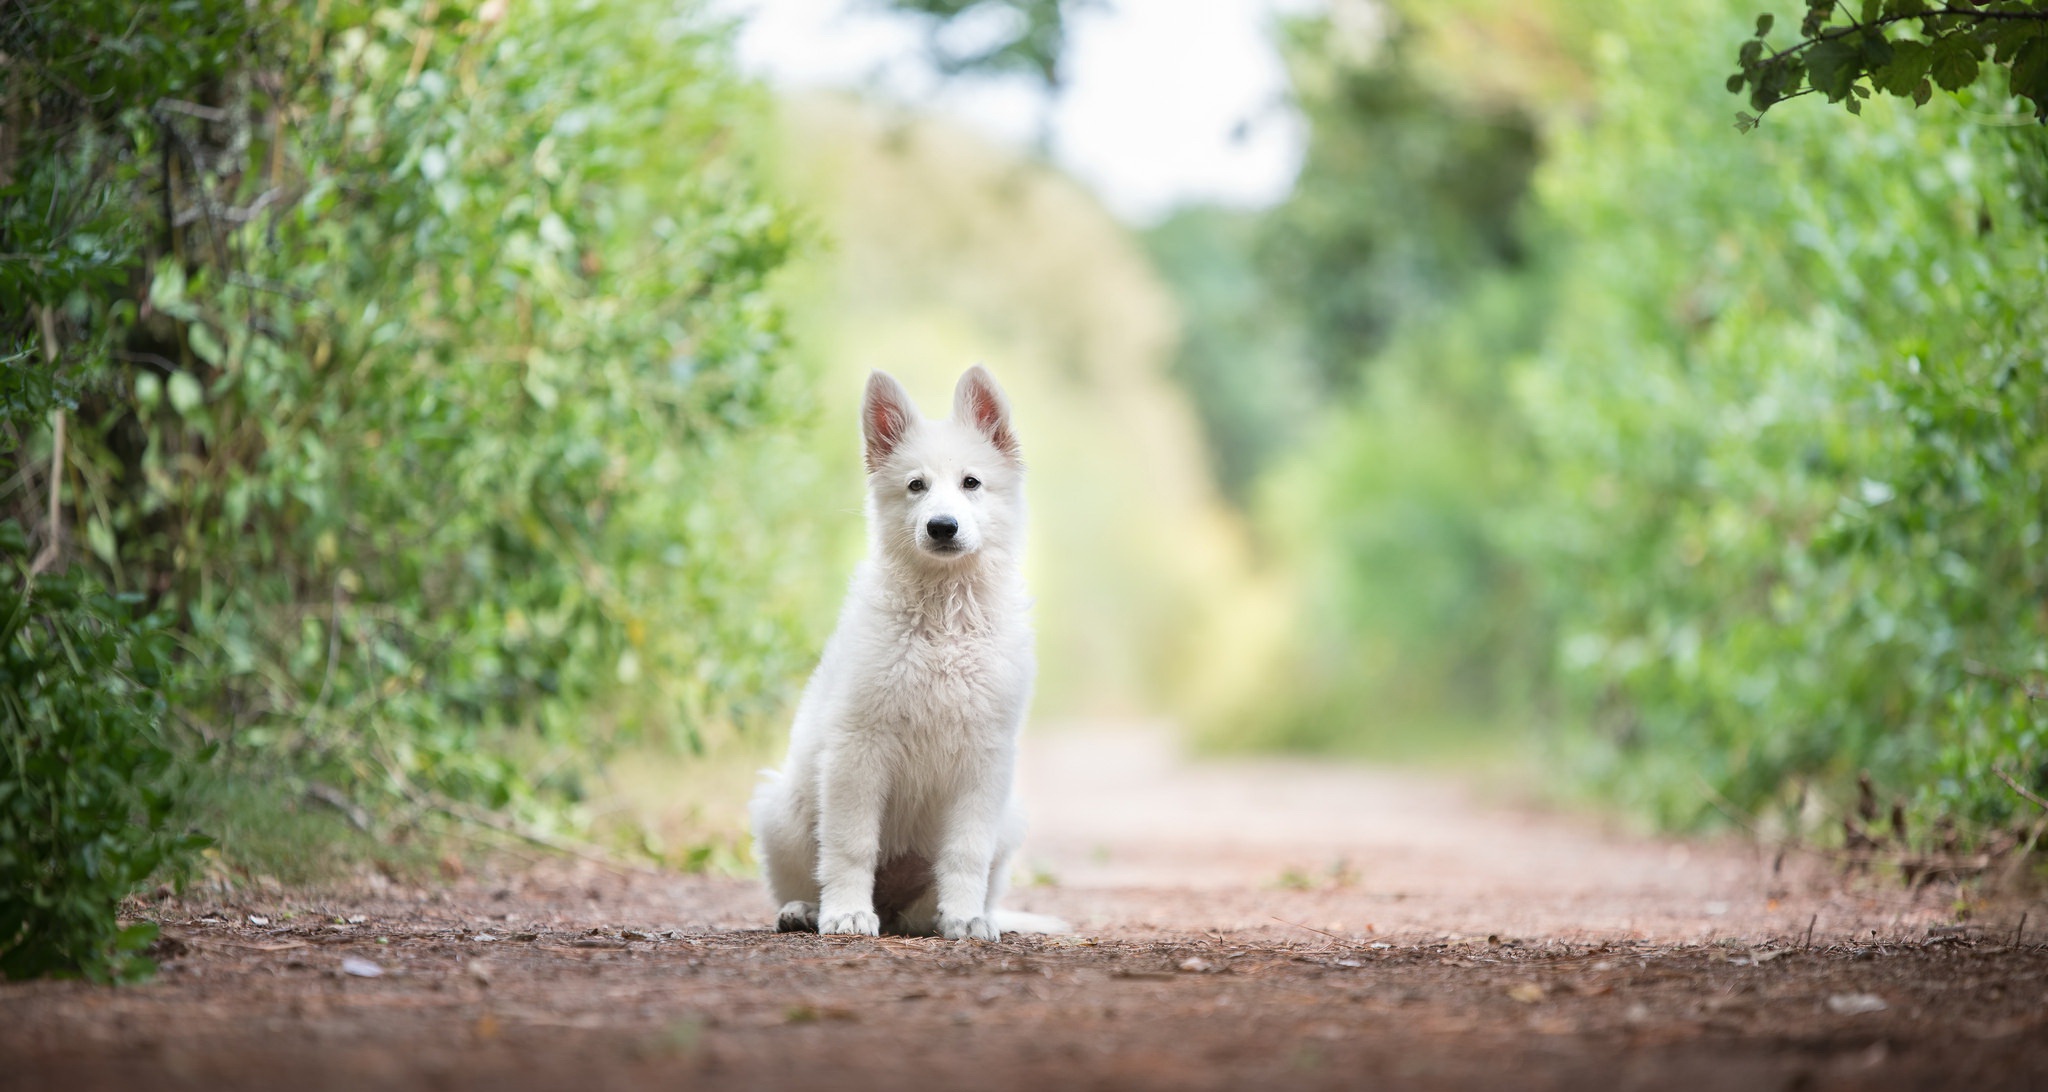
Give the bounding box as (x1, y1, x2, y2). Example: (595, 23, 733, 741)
(749, 365, 1063, 940)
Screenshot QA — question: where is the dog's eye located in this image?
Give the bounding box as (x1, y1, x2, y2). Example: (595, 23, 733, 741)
(962, 476, 981, 491)
(908, 478, 927, 494)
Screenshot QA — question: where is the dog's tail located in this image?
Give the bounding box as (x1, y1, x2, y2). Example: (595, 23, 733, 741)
(993, 909, 1070, 935)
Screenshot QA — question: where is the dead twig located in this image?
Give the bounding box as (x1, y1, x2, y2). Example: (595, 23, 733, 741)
(1270, 916, 1348, 942)
(27, 306, 63, 578)
(1994, 767, 2048, 814)
(418, 792, 661, 878)
(304, 781, 372, 833)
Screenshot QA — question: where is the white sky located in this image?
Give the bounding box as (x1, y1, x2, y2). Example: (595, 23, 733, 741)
(723, 0, 1313, 224)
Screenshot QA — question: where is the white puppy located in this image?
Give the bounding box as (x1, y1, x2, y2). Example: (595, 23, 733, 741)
(749, 365, 1060, 940)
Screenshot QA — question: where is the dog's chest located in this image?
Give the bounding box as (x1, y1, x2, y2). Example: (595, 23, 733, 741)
(846, 593, 1025, 740)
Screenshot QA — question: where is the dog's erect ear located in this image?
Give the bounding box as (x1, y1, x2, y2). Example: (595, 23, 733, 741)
(862, 370, 918, 473)
(952, 365, 1019, 461)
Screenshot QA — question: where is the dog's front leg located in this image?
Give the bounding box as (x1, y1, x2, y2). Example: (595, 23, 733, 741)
(933, 768, 1008, 941)
(814, 748, 885, 936)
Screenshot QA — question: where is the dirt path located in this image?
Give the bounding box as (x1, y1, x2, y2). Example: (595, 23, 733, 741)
(5, 727, 2044, 1090)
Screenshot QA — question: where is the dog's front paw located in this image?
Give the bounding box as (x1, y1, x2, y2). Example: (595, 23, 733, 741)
(939, 913, 998, 942)
(776, 901, 819, 933)
(817, 909, 881, 936)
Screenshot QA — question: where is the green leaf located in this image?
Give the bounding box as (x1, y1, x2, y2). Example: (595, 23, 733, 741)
(1930, 39, 1982, 92)
(1880, 39, 1932, 94)
(166, 371, 203, 416)
(2011, 37, 2048, 111)
(85, 518, 117, 566)
(1756, 13, 1774, 37)
(187, 324, 224, 367)
(1807, 37, 1862, 100)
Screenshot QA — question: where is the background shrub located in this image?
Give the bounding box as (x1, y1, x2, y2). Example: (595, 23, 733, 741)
(0, 526, 206, 982)
(2, 0, 823, 976)
(1165, 0, 2048, 842)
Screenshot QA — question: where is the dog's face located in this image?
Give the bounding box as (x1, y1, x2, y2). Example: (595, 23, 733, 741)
(862, 366, 1024, 567)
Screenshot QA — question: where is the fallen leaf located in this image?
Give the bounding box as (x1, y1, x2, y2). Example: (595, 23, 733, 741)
(1177, 957, 1215, 973)
(472, 933, 499, 942)
(341, 957, 384, 978)
(1826, 993, 1887, 1015)
(247, 915, 270, 927)
(1507, 983, 1546, 1003)
(346, 914, 367, 925)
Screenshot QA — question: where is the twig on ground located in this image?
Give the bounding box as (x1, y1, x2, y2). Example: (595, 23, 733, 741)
(1270, 916, 1348, 942)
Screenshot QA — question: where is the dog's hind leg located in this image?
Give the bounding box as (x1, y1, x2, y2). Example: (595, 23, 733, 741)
(776, 901, 819, 933)
(750, 769, 820, 931)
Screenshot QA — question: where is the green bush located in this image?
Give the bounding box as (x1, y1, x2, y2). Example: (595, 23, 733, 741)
(2, 0, 822, 978)
(1512, 3, 2048, 833)
(1, 523, 208, 982)
(1, 0, 253, 982)
(1197, 0, 2047, 843)
(106, 0, 817, 821)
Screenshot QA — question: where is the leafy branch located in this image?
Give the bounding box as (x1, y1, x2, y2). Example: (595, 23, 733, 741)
(1730, 1, 2048, 130)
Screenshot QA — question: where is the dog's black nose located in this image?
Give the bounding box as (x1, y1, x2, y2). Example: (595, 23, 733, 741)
(926, 516, 959, 542)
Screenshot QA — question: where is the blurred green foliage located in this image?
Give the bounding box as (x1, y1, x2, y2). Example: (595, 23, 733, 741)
(1164, 0, 2048, 844)
(1149, 21, 1539, 498)
(1515, 2, 2047, 835)
(1731, 1, 2048, 129)
(3, 0, 819, 976)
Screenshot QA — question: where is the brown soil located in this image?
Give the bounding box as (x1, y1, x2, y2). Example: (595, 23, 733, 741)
(5, 728, 2044, 1090)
